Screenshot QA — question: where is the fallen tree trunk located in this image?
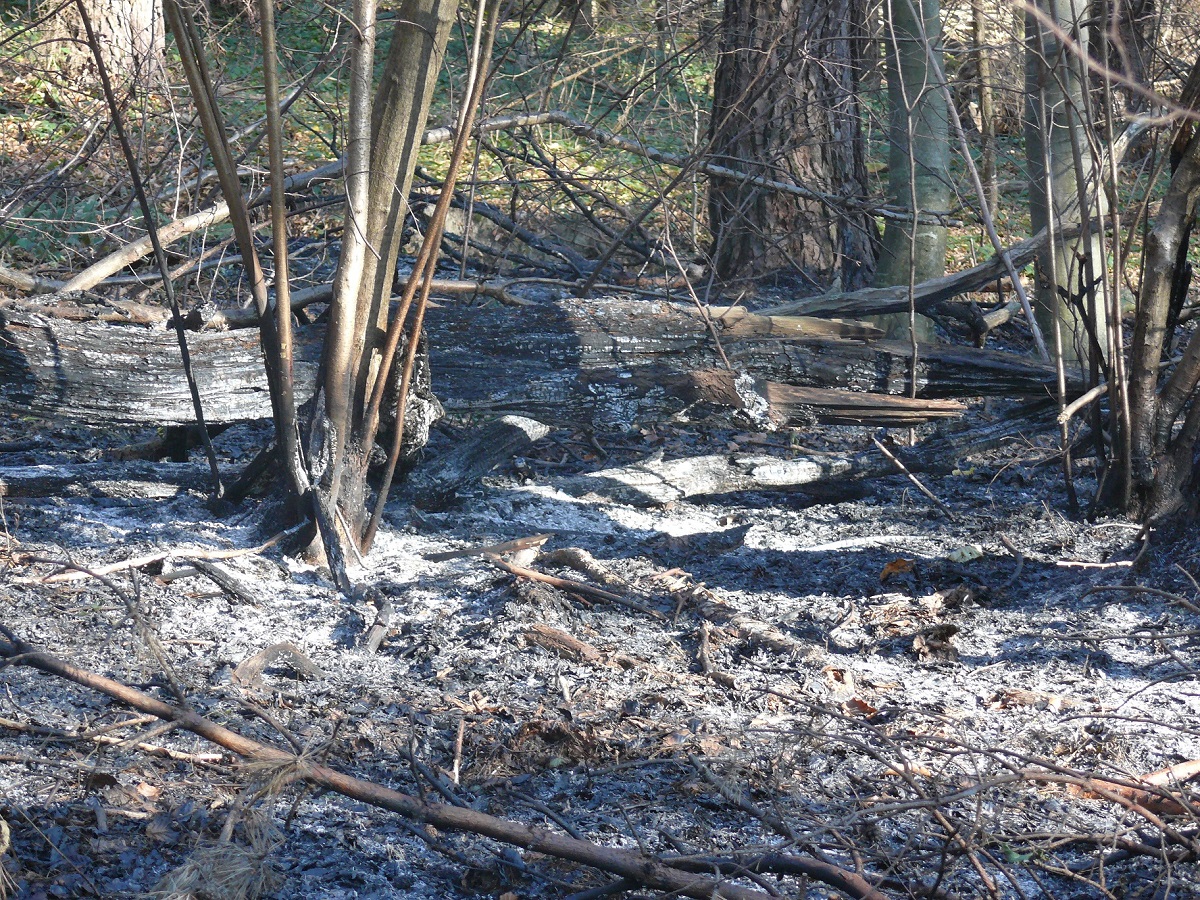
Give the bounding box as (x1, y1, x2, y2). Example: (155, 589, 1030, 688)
(0, 297, 1059, 431)
(546, 406, 1056, 505)
(757, 227, 1052, 318)
(0, 461, 210, 499)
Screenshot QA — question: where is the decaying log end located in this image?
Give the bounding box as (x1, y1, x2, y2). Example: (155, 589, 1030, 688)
(0, 304, 308, 426)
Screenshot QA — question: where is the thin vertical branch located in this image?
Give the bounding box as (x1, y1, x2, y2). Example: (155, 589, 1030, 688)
(162, 0, 305, 500)
(1100, 0, 1133, 508)
(973, 0, 998, 212)
(74, 0, 223, 497)
(361, 0, 502, 552)
(258, 0, 306, 497)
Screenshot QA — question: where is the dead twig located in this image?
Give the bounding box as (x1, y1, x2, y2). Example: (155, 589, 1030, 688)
(13, 526, 298, 585)
(362, 593, 395, 653)
(232, 643, 326, 689)
(656, 569, 805, 657)
(872, 436, 958, 522)
(485, 553, 666, 620)
(998, 533, 1024, 587)
(0, 628, 777, 900)
(191, 559, 261, 606)
(1083, 583, 1200, 614)
(425, 533, 552, 562)
(0, 715, 226, 767)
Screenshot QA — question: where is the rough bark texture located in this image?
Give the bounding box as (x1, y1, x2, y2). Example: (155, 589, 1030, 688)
(1128, 127, 1200, 519)
(708, 0, 876, 290)
(872, 0, 950, 341)
(0, 298, 1060, 432)
(51, 0, 164, 78)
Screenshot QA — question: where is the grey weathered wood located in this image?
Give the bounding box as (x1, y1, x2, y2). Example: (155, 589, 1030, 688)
(0, 297, 1058, 431)
(0, 461, 209, 499)
(757, 229, 1049, 318)
(0, 305, 319, 425)
(548, 451, 884, 505)
(548, 404, 1058, 505)
(406, 415, 552, 509)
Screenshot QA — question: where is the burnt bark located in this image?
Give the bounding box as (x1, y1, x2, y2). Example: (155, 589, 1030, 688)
(708, 0, 876, 289)
(0, 297, 1061, 433)
(1128, 122, 1200, 519)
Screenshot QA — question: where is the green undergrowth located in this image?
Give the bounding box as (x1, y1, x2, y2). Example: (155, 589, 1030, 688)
(0, 1, 1185, 291)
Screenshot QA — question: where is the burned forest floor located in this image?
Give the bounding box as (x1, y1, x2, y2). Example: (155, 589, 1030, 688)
(2, 383, 1200, 899)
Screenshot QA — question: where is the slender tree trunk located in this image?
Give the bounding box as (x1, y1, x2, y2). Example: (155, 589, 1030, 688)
(1024, 0, 1108, 369)
(872, 0, 949, 341)
(708, 0, 876, 291)
(1128, 58, 1200, 520)
(973, 0, 997, 213)
(318, 0, 456, 541)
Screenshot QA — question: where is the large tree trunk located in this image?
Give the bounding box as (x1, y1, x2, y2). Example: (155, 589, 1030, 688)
(50, 0, 165, 79)
(871, 0, 950, 342)
(707, 0, 876, 290)
(1024, 0, 1108, 369)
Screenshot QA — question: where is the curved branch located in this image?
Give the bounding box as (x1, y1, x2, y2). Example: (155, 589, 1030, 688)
(0, 633, 784, 900)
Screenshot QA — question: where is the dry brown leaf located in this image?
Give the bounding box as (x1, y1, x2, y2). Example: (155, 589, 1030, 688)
(845, 697, 879, 718)
(1065, 780, 1191, 817)
(880, 558, 915, 582)
(881, 762, 934, 778)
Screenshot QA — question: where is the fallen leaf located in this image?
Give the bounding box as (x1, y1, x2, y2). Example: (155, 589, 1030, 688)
(948, 544, 985, 563)
(845, 697, 878, 717)
(144, 815, 177, 844)
(880, 558, 915, 582)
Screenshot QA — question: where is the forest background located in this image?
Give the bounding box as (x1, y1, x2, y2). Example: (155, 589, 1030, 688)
(3, 0, 1200, 897)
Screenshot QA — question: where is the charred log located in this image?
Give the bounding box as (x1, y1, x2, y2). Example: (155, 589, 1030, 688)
(0, 298, 1062, 436)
